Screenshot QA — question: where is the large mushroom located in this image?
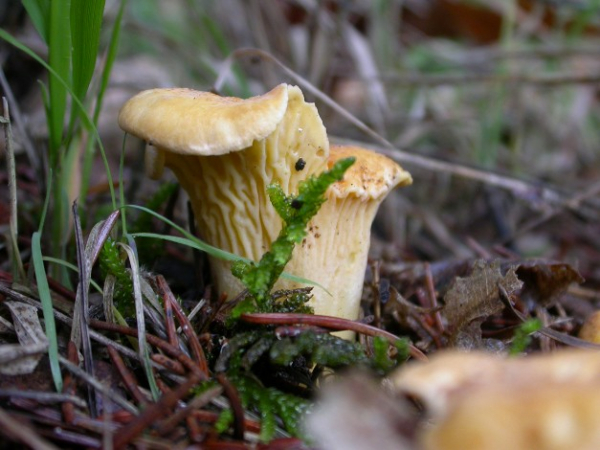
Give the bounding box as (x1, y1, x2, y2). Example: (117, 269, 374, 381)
(119, 84, 329, 293)
(118, 85, 411, 329)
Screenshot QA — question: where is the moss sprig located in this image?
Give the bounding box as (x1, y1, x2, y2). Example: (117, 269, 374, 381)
(229, 372, 310, 442)
(509, 318, 542, 355)
(270, 331, 367, 367)
(231, 157, 355, 314)
(99, 237, 135, 315)
(271, 289, 314, 314)
(215, 326, 408, 441)
(371, 336, 411, 375)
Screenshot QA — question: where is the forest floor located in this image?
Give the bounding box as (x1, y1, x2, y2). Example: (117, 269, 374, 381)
(1, 1, 600, 449)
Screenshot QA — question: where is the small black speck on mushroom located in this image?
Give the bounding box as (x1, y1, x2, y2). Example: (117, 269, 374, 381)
(295, 158, 306, 171)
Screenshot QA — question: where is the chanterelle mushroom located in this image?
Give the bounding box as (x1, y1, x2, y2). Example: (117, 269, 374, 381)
(119, 85, 411, 330)
(388, 350, 600, 450)
(280, 145, 411, 328)
(119, 84, 329, 294)
(421, 383, 600, 450)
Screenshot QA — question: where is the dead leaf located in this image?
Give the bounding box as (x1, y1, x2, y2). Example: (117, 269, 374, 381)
(0, 342, 49, 375)
(5, 301, 48, 345)
(515, 261, 584, 307)
(0, 301, 49, 375)
(444, 260, 522, 347)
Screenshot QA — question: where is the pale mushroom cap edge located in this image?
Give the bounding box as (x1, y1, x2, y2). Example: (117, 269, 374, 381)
(118, 84, 290, 156)
(327, 145, 412, 200)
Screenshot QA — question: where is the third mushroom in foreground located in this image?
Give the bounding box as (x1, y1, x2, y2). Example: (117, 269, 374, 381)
(118, 84, 411, 331)
(390, 349, 600, 450)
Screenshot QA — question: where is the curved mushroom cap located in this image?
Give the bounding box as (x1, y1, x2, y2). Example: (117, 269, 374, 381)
(421, 384, 600, 450)
(118, 84, 289, 156)
(389, 349, 600, 419)
(327, 145, 412, 200)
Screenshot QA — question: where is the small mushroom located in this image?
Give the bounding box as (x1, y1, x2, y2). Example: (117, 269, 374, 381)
(119, 84, 330, 297)
(579, 311, 600, 344)
(279, 144, 412, 328)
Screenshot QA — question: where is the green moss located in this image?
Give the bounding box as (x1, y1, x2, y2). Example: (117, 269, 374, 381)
(231, 157, 355, 314)
(509, 318, 542, 355)
(230, 372, 310, 442)
(370, 336, 411, 374)
(214, 157, 416, 442)
(98, 237, 134, 315)
(270, 332, 367, 367)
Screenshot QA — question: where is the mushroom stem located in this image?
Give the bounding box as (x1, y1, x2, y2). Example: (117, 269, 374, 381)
(276, 145, 412, 337)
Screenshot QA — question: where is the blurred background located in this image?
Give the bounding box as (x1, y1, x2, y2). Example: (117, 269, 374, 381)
(2, 0, 600, 286)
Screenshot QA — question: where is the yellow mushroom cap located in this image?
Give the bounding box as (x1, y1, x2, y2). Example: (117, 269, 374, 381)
(118, 84, 289, 156)
(327, 145, 412, 200)
(579, 311, 600, 344)
(389, 349, 600, 418)
(389, 350, 600, 449)
(421, 384, 600, 450)
(119, 83, 334, 303)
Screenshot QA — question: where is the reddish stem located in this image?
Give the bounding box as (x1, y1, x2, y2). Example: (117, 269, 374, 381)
(112, 373, 201, 449)
(107, 345, 148, 406)
(89, 319, 207, 379)
(240, 313, 428, 361)
(216, 373, 245, 441)
(156, 275, 209, 377)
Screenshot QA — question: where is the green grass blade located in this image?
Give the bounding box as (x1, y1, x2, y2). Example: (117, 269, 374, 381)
(42, 256, 103, 293)
(0, 28, 116, 211)
(119, 136, 128, 236)
(132, 232, 251, 263)
(118, 243, 160, 401)
(30, 168, 62, 391)
(131, 232, 330, 293)
(47, 0, 72, 274)
(0, 27, 118, 281)
(22, 0, 50, 42)
(124, 204, 206, 244)
(125, 205, 330, 292)
(70, 0, 105, 106)
(31, 231, 63, 392)
(47, 0, 71, 162)
(93, 0, 126, 125)
(81, 0, 127, 201)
